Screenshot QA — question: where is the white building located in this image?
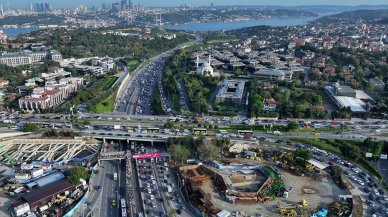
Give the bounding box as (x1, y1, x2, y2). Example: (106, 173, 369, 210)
(216, 80, 245, 104)
(19, 77, 83, 112)
(196, 55, 214, 76)
(0, 50, 62, 67)
(253, 69, 293, 81)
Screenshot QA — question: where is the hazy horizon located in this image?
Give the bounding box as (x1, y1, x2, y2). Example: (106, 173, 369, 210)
(1, 0, 388, 9)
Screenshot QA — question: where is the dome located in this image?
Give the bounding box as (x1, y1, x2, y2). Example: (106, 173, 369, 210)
(202, 62, 211, 67)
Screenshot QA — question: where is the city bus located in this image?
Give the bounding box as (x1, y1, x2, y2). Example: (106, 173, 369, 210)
(120, 198, 126, 208)
(192, 128, 207, 135)
(219, 130, 228, 135)
(122, 208, 127, 217)
(146, 127, 160, 133)
(237, 130, 253, 135)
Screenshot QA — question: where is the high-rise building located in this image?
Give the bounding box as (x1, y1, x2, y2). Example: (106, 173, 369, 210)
(31, 2, 52, 12)
(128, 0, 132, 9)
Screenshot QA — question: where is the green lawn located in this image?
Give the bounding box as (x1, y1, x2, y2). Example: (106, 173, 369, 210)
(94, 97, 115, 113)
(92, 88, 118, 113)
(285, 137, 341, 155)
(151, 85, 166, 115)
(101, 76, 117, 91)
(141, 59, 151, 70)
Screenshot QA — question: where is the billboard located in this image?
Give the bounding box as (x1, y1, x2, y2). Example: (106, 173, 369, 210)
(133, 153, 161, 159)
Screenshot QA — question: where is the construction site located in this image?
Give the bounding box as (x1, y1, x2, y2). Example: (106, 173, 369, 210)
(179, 155, 350, 217)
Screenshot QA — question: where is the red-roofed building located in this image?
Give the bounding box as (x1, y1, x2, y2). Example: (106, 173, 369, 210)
(263, 98, 277, 111)
(0, 78, 9, 89)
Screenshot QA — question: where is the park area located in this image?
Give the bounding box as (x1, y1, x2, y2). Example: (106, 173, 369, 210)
(121, 58, 141, 71)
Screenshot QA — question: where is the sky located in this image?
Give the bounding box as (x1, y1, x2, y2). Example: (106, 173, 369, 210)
(1, 0, 388, 9)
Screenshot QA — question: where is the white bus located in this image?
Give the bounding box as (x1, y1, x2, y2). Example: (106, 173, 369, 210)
(122, 208, 127, 217)
(237, 130, 253, 135)
(120, 198, 126, 208)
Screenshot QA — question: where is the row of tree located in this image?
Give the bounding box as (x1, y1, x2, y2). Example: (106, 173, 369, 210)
(248, 80, 325, 119)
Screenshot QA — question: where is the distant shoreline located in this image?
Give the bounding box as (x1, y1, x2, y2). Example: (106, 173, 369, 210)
(164, 16, 318, 32)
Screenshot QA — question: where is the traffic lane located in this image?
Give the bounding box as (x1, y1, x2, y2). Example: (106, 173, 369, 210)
(100, 161, 119, 217)
(138, 162, 165, 216)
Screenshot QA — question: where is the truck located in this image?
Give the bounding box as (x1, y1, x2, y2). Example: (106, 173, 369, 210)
(39, 205, 49, 212)
(114, 125, 121, 130)
(113, 173, 118, 181)
(14, 203, 30, 216)
(167, 185, 172, 193)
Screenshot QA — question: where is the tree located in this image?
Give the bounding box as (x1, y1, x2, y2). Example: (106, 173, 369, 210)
(23, 123, 38, 132)
(164, 122, 174, 129)
(201, 143, 221, 161)
(168, 209, 176, 217)
(171, 145, 191, 164)
(294, 148, 313, 167)
(295, 148, 313, 161)
(372, 141, 384, 157)
(339, 143, 361, 160)
(286, 122, 299, 131)
(65, 166, 89, 185)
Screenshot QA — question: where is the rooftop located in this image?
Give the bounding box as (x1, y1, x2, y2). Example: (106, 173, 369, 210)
(35, 172, 65, 188)
(22, 180, 74, 205)
(254, 68, 285, 76)
(335, 96, 366, 112)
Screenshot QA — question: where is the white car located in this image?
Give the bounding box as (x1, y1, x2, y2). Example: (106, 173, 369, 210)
(357, 180, 365, 186)
(373, 189, 380, 196)
(384, 195, 388, 201)
(150, 195, 155, 200)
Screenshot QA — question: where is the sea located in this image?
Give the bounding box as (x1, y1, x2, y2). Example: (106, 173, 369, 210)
(2, 27, 42, 36)
(1, 16, 317, 35)
(164, 16, 318, 32)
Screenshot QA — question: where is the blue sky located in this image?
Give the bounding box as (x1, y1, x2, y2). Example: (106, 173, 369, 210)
(1, 0, 388, 8)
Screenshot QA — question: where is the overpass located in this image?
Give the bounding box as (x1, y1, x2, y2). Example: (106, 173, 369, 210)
(97, 150, 170, 162)
(90, 134, 169, 144)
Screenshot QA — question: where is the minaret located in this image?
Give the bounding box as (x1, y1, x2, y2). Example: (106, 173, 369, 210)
(208, 53, 211, 65)
(196, 55, 199, 69)
(0, 5, 4, 19)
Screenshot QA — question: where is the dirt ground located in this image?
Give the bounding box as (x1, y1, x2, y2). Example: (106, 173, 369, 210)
(198, 166, 347, 217)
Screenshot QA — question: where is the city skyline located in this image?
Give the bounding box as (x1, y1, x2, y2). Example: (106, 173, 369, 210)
(0, 0, 388, 9)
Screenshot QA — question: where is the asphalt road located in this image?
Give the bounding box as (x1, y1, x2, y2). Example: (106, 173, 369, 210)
(99, 160, 120, 217)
